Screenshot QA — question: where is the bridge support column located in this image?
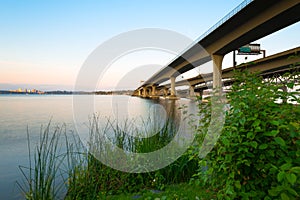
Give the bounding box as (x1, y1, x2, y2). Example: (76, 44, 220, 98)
(212, 54, 224, 93)
(151, 85, 157, 96)
(170, 76, 176, 97)
(199, 90, 203, 101)
(282, 85, 287, 103)
(142, 88, 147, 98)
(189, 85, 195, 98)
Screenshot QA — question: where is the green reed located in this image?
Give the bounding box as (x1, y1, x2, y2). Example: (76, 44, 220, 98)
(18, 114, 200, 199)
(18, 122, 68, 200)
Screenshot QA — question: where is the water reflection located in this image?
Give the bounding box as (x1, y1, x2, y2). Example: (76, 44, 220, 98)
(94, 97, 199, 154)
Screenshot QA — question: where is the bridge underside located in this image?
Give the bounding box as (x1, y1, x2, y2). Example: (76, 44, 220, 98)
(133, 47, 300, 99)
(134, 0, 300, 99)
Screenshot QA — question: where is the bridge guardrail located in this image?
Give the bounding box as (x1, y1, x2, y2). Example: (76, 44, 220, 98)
(197, 0, 254, 42)
(165, 0, 254, 68)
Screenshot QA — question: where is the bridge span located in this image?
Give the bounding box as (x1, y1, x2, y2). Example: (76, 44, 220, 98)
(133, 46, 300, 98)
(134, 0, 300, 99)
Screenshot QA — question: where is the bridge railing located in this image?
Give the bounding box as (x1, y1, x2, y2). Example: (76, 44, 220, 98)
(196, 0, 254, 42)
(161, 0, 254, 71)
(180, 0, 254, 54)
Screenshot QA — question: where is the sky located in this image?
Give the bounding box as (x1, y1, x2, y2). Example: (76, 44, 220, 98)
(0, 0, 299, 91)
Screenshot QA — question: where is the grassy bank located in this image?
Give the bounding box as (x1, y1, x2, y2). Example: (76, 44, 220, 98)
(18, 114, 202, 199)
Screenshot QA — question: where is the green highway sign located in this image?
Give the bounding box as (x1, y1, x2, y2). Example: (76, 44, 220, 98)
(238, 44, 261, 55)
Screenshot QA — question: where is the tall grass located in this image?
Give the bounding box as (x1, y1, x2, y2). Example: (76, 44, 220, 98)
(18, 123, 69, 200)
(18, 114, 200, 199)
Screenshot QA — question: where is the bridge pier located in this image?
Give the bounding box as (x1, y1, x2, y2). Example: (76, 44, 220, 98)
(189, 85, 195, 98)
(141, 88, 145, 97)
(142, 87, 148, 98)
(148, 85, 159, 99)
(168, 76, 179, 99)
(282, 85, 288, 103)
(151, 85, 157, 96)
(212, 54, 224, 93)
(199, 90, 203, 101)
(170, 76, 176, 97)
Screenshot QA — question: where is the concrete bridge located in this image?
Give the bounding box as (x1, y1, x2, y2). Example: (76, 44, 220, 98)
(133, 0, 300, 99)
(134, 47, 300, 99)
(160, 46, 300, 98)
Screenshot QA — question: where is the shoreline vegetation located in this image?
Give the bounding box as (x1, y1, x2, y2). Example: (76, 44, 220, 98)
(17, 70, 300, 199)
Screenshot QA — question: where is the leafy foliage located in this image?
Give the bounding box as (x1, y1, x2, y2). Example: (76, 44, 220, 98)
(194, 70, 300, 199)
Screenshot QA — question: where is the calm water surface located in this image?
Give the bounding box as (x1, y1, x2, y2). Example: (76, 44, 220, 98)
(0, 95, 197, 199)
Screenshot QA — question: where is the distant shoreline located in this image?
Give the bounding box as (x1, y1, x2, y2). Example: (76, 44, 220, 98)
(0, 90, 134, 95)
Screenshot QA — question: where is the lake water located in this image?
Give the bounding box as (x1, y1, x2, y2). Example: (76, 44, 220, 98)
(0, 95, 197, 199)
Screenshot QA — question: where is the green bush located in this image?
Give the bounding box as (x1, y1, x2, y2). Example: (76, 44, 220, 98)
(195, 70, 300, 199)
